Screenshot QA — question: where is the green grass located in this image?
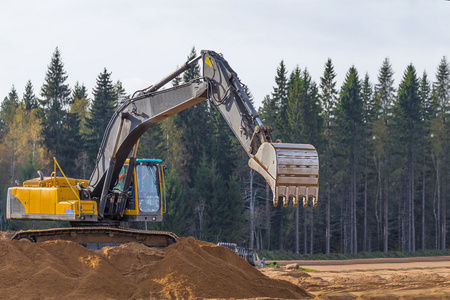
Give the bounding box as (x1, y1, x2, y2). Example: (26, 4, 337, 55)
(265, 262, 281, 268)
(297, 267, 317, 272)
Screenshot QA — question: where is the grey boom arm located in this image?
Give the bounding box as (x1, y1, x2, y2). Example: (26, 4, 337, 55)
(88, 50, 319, 212)
(87, 50, 270, 198)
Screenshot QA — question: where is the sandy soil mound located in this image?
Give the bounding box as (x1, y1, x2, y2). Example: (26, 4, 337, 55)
(0, 236, 311, 299)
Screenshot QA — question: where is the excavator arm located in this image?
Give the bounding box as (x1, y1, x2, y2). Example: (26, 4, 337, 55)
(87, 50, 319, 217)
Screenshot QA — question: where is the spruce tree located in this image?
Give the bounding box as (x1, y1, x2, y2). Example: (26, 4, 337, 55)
(273, 61, 289, 140)
(298, 69, 323, 146)
(58, 107, 83, 175)
(22, 80, 38, 111)
(419, 71, 433, 250)
(286, 68, 303, 254)
(372, 58, 396, 252)
(286, 66, 302, 143)
(71, 82, 89, 134)
(433, 57, 450, 118)
(431, 56, 450, 250)
(335, 66, 364, 254)
(319, 58, 338, 254)
(86, 68, 117, 164)
(375, 58, 395, 116)
(287, 67, 324, 254)
(114, 80, 128, 107)
(258, 95, 277, 131)
(0, 86, 19, 139)
(392, 64, 422, 253)
(260, 61, 289, 250)
(320, 58, 338, 125)
(361, 73, 375, 252)
(40, 47, 71, 109)
(68, 82, 89, 178)
(72, 82, 88, 102)
(40, 47, 72, 172)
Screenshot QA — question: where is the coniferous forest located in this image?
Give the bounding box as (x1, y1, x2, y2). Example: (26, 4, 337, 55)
(1, 46, 449, 256)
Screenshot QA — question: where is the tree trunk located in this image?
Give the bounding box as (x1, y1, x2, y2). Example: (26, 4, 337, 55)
(295, 205, 299, 253)
(10, 141, 16, 186)
(364, 159, 368, 252)
(326, 180, 331, 255)
(437, 158, 441, 249)
(422, 162, 426, 250)
(353, 154, 358, 254)
(433, 156, 438, 249)
(279, 205, 284, 251)
(374, 155, 381, 250)
(249, 170, 255, 249)
(411, 152, 415, 253)
(265, 183, 271, 250)
(310, 205, 314, 254)
(304, 217, 308, 255)
(383, 176, 388, 253)
(440, 168, 446, 250)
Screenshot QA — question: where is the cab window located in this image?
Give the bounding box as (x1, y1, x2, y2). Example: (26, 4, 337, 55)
(136, 164, 160, 213)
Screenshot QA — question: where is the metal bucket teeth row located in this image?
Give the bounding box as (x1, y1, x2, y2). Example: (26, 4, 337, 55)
(248, 142, 319, 208)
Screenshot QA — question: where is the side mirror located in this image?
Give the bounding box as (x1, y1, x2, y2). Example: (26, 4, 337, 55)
(163, 165, 168, 175)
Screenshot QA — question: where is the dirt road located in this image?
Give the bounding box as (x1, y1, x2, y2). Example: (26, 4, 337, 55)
(262, 257, 450, 299)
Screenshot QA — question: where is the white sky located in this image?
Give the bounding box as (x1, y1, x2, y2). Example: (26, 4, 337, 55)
(1, 0, 449, 109)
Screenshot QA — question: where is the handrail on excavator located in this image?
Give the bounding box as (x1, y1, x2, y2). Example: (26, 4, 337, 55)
(53, 157, 82, 217)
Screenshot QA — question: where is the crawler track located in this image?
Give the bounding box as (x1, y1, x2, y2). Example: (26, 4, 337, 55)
(12, 227, 178, 248)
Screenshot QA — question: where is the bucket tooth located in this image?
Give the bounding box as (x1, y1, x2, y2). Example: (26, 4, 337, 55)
(248, 142, 319, 208)
(293, 187, 299, 207)
(273, 187, 279, 207)
(283, 186, 289, 207)
(303, 186, 310, 208)
(312, 187, 319, 207)
(303, 196, 308, 208)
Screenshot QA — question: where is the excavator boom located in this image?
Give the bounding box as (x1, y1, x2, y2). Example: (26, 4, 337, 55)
(87, 50, 319, 211)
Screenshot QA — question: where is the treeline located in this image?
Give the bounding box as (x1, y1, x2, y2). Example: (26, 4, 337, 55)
(0, 47, 449, 256)
(258, 56, 450, 255)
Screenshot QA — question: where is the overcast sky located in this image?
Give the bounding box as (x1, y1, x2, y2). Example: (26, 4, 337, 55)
(1, 0, 449, 109)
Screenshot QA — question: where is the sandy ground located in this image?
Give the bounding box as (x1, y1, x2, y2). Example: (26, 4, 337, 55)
(3, 229, 450, 299)
(262, 257, 450, 299)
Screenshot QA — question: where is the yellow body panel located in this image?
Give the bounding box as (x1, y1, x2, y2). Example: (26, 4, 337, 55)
(7, 159, 165, 222)
(8, 177, 96, 220)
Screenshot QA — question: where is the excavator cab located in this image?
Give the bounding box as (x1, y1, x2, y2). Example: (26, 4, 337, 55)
(117, 159, 166, 222)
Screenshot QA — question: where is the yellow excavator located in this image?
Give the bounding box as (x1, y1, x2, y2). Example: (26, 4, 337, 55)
(6, 50, 319, 248)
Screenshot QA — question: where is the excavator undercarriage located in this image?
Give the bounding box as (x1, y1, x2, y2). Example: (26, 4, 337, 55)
(12, 227, 177, 249)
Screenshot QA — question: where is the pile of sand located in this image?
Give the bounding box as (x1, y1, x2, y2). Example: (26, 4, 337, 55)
(0, 236, 311, 299)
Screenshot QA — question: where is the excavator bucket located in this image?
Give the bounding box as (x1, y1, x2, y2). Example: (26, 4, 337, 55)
(248, 143, 319, 208)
